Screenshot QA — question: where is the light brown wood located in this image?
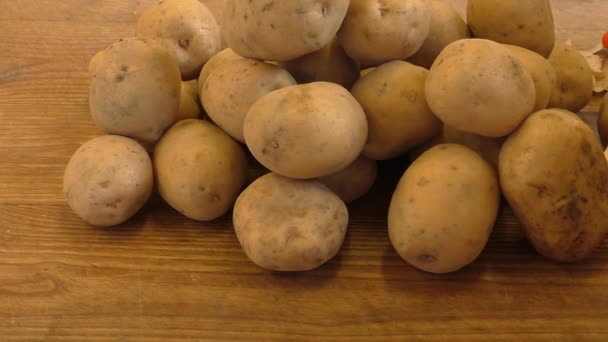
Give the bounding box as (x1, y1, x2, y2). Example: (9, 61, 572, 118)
(1, 0, 608, 340)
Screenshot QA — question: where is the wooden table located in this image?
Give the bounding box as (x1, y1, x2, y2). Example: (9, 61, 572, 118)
(1, 0, 607, 340)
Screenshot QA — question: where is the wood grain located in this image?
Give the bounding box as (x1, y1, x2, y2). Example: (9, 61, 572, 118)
(1, 0, 608, 340)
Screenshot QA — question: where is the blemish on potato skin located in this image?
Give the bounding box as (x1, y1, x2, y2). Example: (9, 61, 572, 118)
(417, 177, 430, 187)
(417, 254, 437, 263)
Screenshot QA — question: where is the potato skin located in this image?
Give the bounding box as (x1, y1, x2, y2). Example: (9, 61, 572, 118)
(467, 0, 555, 58)
(63, 135, 153, 226)
(499, 109, 608, 262)
(233, 173, 348, 271)
(319, 155, 377, 204)
(389, 144, 500, 274)
(548, 43, 594, 113)
(176, 80, 201, 123)
(154, 119, 248, 221)
(425, 39, 536, 137)
(198, 48, 242, 94)
(244, 82, 368, 179)
(598, 94, 608, 145)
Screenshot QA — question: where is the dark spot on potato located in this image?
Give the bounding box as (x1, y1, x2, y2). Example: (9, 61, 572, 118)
(99, 180, 111, 189)
(449, 165, 458, 171)
(269, 23, 275, 29)
(307, 31, 318, 40)
(285, 226, 301, 245)
(243, 14, 248, 21)
(517, 24, 526, 30)
(178, 39, 189, 49)
(409, 197, 415, 204)
(527, 183, 548, 198)
(198, 186, 206, 192)
(115, 74, 124, 82)
(560, 83, 569, 93)
(581, 197, 589, 204)
(379, 7, 390, 17)
(120, 65, 129, 72)
(417, 254, 437, 263)
(580, 140, 592, 155)
(261, 1, 275, 12)
(417, 177, 430, 187)
(377, 82, 388, 96)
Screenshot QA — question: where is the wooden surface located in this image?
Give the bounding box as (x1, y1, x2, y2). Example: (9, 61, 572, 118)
(1, 0, 608, 340)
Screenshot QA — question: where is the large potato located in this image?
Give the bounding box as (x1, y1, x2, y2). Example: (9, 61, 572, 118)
(351, 61, 441, 160)
(63, 135, 153, 226)
(198, 48, 242, 94)
(154, 119, 248, 221)
(222, 0, 349, 61)
(89, 38, 181, 143)
(337, 0, 432, 67)
(233, 173, 348, 271)
(202, 58, 296, 142)
(598, 94, 608, 145)
(319, 155, 377, 204)
(548, 43, 594, 113)
(499, 109, 608, 262)
(244, 82, 368, 179)
(425, 39, 536, 137)
(389, 144, 500, 274)
(467, 0, 555, 58)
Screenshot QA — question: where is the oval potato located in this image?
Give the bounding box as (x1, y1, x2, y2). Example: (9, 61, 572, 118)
(319, 155, 378, 203)
(198, 48, 243, 94)
(548, 43, 594, 113)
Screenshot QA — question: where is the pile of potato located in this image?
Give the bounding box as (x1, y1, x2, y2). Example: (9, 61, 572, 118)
(64, 0, 608, 273)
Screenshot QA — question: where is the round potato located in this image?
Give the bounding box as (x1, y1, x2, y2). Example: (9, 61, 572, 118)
(202, 58, 296, 142)
(198, 48, 242, 94)
(425, 39, 536, 137)
(89, 38, 181, 143)
(408, 0, 471, 69)
(154, 119, 248, 221)
(389, 144, 500, 274)
(548, 43, 594, 113)
(222, 0, 349, 61)
(136, 0, 222, 80)
(63, 135, 153, 226)
(598, 94, 608, 145)
(351, 60, 441, 160)
(176, 80, 200, 123)
(467, 0, 555, 58)
(499, 109, 608, 262)
(233, 173, 348, 271)
(337, 0, 432, 67)
(319, 155, 378, 204)
(244, 82, 368, 179)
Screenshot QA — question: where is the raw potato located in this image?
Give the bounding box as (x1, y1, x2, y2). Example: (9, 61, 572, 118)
(548, 43, 594, 113)
(63, 135, 153, 226)
(467, 0, 555, 58)
(505, 45, 557, 112)
(198, 48, 242, 94)
(89, 38, 181, 143)
(154, 119, 248, 221)
(233, 173, 348, 271)
(281, 38, 360, 89)
(136, 0, 222, 80)
(425, 39, 536, 137)
(598, 94, 608, 145)
(222, 0, 350, 61)
(244, 82, 368, 179)
(176, 80, 200, 123)
(337, 0, 432, 67)
(499, 109, 608, 262)
(389, 144, 500, 274)
(319, 156, 378, 203)
(351, 61, 441, 160)
(408, 0, 471, 69)
(202, 58, 296, 142)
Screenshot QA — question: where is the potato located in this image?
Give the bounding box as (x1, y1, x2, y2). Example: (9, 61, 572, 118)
(598, 94, 608, 145)
(319, 156, 377, 204)
(233, 173, 348, 271)
(505, 45, 557, 112)
(281, 38, 360, 89)
(499, 109, 608, 262)
(337, 0, 432, 67)
(202, 58, 296, 142)
(244, 82, 368, 179)
(467, 0, 555, 58)
(154, 119, 248, 221)
(548, 43, 594, 113)
(136, 0, 222, 80)
(408, 0, 471, 69)
(222, 0, 349, 61)
(176, 80, 200, 123)
(425, 39, 536, 137)
(198, 48, 242, 94)
(351, 61, 441, 160)
(389, 144, 500, 274)
(89, 38, 181, 144)
(63, 135, 153, 226)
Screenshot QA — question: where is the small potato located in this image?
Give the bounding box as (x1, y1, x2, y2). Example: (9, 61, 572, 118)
(351, 61, 441, 160)
(408, 0, 471, 69)
(337, 0, 432, 67)
(500, 109, 608, 262)
(89, 38, 181, 143)
(389, 144, 500, 274)
(202, 58, 296, 142)
(467, 0, 555, 58)
(244, 82, 368, 179)
(281, 38, 360, 89)
(198, 48, 242, 94)
(319, 156, 378, 204)
(425, 39, 536, 137)
(176, 80, 200, 123)
(222, 0, 349, 61)
(154, 119, 248, 221)
(233, 173, 348, 271)
(63, 135, 153, 226)
(598, 94, 608, 145)
(548, 43, 594, 113)
(137, 0, 222, 80)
